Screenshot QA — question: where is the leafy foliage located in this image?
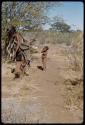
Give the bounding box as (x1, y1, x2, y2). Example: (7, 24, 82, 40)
(50, 21, 71, 32)
(1, 1, 61, 56)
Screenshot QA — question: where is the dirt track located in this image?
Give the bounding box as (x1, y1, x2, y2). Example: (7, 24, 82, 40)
(1, 44, 83, 123)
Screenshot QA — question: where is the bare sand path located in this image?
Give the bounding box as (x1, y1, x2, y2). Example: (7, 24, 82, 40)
(1, 45, 83, 123)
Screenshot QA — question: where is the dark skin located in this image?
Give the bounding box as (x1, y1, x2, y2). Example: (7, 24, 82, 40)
(12, 32, 30, 57)
(11, 33, 22, 77)
(4, 29, 10, 56)
(6, 27, 23, 76)
(10, 32, 25, 60)
(7, 26, 30, 77)
(12, 32, 30, 76)
(41, 46, 49, 71)
(13, 33, 21, 55)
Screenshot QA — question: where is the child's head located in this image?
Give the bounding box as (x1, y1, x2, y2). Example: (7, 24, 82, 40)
(44, 46, 49, 50)
(42, 46, 49, 52)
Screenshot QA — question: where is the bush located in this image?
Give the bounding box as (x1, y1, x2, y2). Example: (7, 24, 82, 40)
(67, 32, 83, 72)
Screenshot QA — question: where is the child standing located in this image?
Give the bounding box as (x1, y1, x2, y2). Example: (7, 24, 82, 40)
(41, 46, 49, 71)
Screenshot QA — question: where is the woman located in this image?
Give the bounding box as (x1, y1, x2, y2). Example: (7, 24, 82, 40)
(8, 25, 25, 78)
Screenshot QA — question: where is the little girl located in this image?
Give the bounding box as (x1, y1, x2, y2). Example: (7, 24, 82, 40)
(41, 46, 49, 71)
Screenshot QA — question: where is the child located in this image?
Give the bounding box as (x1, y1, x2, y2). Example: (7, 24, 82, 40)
(41, 46, 49, 71)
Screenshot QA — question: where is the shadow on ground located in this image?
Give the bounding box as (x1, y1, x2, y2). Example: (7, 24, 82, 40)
(37, 66, 43, 71)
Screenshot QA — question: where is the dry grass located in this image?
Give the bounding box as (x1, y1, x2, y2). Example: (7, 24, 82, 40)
(66, 32, 83, 72)
(2, 31, 83, 123)
(64, 32, 83, 111)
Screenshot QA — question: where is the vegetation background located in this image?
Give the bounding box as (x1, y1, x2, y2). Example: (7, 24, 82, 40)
(1, 1, 83, 123)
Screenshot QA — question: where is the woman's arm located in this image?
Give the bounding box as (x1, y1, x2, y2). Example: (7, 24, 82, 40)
(14, 33, 21, 53)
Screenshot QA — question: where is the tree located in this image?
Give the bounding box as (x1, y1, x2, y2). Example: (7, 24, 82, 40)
(50, 21, 71, 32)
(1, 2, 62, 57)
(1, 2, 61, 31)
(1, 2, 62, 41)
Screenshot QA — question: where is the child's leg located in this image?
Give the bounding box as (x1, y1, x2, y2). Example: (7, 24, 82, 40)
(44, 58, 47, 70)
(42, 57, 47, 70)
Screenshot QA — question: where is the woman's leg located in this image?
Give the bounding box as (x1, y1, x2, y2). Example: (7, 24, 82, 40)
(15, 61, 22, 78)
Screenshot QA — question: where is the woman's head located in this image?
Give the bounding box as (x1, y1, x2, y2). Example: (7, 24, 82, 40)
(10, 25, 16, 34)
(7, 25, 16, 41)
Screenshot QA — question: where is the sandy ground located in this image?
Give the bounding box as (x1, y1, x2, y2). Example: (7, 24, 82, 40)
(1, 44, 83, 123)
